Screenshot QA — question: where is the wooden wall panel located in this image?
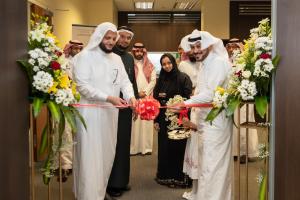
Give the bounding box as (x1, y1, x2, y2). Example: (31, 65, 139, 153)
(129, 23, 199, 52)
(275, 0, 300, 199)
(0, 0, 29, 199)
(230, 1, 271, 40)
(118, 12, 200, 52)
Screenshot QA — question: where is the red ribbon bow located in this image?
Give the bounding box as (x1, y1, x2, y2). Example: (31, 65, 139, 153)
(136, 98, 160, 120)
(178, 109, 189, 125)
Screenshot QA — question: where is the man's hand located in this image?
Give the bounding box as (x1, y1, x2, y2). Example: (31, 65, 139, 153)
(129, 97, 137, 109)
(106, 96, 128, 108)
(182, 118, 197, 131)
(170, 102, 186, 113)
(130, 97, 138, 120)
(138, 91, 146, 98)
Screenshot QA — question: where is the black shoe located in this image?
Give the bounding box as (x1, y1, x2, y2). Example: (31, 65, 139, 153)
(234, 156, 238, 161)
(240, 155, 246, 164)
(107, 188, 122, 197)
(56, 169, 68, 182)
(105, 193, 117, 200)
(66, 169, 72, 176)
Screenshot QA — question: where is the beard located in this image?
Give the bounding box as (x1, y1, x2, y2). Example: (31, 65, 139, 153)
(134, 55, 143, 60)
(116, 43, 129, 50)
(99, 42, 113, 53)
(188, 55, 196, 63)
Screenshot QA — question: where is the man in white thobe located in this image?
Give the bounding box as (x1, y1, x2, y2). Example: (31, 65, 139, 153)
(130, 43, 156, 155)
(181, 30, 233, 200)
(179, 35, 201, 200)
(178, 35, 200, 90)
(73, 22, 136, 200)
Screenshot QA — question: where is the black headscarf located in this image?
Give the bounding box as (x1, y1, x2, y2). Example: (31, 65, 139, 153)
(153, 53, 179, 98)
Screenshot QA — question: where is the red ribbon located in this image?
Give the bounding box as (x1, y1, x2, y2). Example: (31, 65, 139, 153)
(178, 109, 189, 125)
(71, 100, 212, 121)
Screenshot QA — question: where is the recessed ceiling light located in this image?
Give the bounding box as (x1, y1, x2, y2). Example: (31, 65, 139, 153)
(135, 1, 154, 9)
(173, 0, 197, 10)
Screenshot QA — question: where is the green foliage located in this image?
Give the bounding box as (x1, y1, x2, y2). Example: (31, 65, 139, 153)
(70, 106, 87, 130)
(226, 97, 241, 117)
(205, 107, 223, 123)
(255, 95, 268, 118)
(259, 174, 267, 200)
(47, 100, 61, 122)
(38, 123, 48, 156)
(61, 106, 77, 132)
(272, 55, 281, 67)
(33, 97, 43, 117)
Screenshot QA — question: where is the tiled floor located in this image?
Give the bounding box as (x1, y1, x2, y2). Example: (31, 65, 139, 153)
(33, 130, 268, 200)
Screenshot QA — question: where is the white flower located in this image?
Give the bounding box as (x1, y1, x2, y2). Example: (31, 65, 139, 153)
(237, 80, 257, 100)
(37, 57, 49, 67)
(28, 59, 35, 65)
(212, 90, 229, 108)
(259, 18, 270, 25)
(28, 49, 39, 59)
(48, 37, 55, 44)
(256, 173, 264, 184)
(242, 70, 251, 79)
(29, 29, 45, 42)
(255, 36, 272, 53)
(44, 47, 51, 52)
(235, 63, 246, 72)
(54, 88, 75, 106)
(32, 71, 53, 92)
(33, 66, 40, 72)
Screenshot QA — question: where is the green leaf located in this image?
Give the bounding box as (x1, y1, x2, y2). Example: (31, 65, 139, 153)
(57, 113, 66, 150)
(61, 106, 77, 133)
(42, 156, 52, 185)
(43, 175, 51, 185)
(225, 98, 241, 117)
(259, 174, 267, 200)
(47, 101, 61, 122)
(38, 123, 48, 156)
(32, 97, 43, 118)
(70, 106, 87, 130)
(255, 96, 268, 118)
(205, 107, 223, 123)
(272, 55, 281, 67)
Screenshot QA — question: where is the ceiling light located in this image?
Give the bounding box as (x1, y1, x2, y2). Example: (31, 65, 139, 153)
(135, 2, 154, 10)
(173, 0, 197, 10)
(173, 13, 186, 16)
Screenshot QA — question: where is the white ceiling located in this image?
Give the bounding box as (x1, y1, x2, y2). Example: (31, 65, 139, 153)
(114, 0, 201, 11)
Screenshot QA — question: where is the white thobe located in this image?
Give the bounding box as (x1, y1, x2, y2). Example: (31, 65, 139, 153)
(73, 48, 134, 200)
(178, 60, 200, 88)
(130, 60, 156, 155)
(233, 104, 259, 157)
(182, 62, 202, 179)
(185, 52, 233, 200)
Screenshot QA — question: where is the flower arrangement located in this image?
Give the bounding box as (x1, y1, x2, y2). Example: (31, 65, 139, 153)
(18, 15, 86, 184)
(165, 95, 191, 140)
(206, 18, 280, 122)
(165, 95, 186, 130)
